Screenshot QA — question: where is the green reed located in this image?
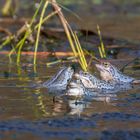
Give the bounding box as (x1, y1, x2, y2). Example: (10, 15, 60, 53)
(9, 0, 44, 64)
(1, 0, 107, 72)
(8, 0, 57, 65)
(97, 24, 107, 58)
(51, 0, 88, 71)
(34, 1, 49, 65)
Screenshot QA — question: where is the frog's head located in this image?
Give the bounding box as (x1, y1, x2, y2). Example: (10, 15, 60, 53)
(43, 66, 74, 88)
(74, 71, 97, 88)
(95, 62, 118, 82)
(95, 62, 135, 83)
(64, 66, 75, 80)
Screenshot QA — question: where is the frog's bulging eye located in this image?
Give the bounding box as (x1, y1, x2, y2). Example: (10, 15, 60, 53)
(103, 62, 110, 68)
(84, 72, 88, 75)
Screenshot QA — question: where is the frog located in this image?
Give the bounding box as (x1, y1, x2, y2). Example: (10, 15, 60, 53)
(74, 71, 116, 91)
(95, 62, 136, 84)
(66, 79, 98, 97)
(43, 66, 74, 91)
(66, 78, 117, 100)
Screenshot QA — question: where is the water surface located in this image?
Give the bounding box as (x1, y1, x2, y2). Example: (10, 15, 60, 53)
(0, 55, 140, 140)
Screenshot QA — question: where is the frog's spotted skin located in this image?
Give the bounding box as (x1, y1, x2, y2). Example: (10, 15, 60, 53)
(43, 66, 74, 90)
(95, 62, 135, 84)
(66, 80, 98, 97)
(74, 71, 116, 91)
(66, 79, 117, 98)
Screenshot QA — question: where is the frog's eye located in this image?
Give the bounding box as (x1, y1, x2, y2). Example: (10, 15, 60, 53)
(103, 62, 110, 68)
(84, 72, 88, 75)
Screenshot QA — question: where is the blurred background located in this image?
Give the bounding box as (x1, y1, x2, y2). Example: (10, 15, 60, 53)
(0, 0, 140, 42)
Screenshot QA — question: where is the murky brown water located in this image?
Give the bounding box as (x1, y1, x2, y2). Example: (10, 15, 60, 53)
(0, 55, 140, 140)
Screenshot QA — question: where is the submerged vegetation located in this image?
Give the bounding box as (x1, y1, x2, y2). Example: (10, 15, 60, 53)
(0, 0, 107, 72)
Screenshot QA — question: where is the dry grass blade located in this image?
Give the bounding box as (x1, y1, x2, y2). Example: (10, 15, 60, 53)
(51, 0, 88, 71)
(2, 0, 12, 16)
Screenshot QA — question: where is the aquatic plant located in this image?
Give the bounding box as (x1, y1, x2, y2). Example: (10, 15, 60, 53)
(51, 0, 88, 71)
(97, 24, 106, 58)
(0, 0, 107, 72)
(9, 0, 88, 71)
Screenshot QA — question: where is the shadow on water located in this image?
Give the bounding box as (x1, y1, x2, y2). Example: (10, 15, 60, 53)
(0, 55, 140, 140)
